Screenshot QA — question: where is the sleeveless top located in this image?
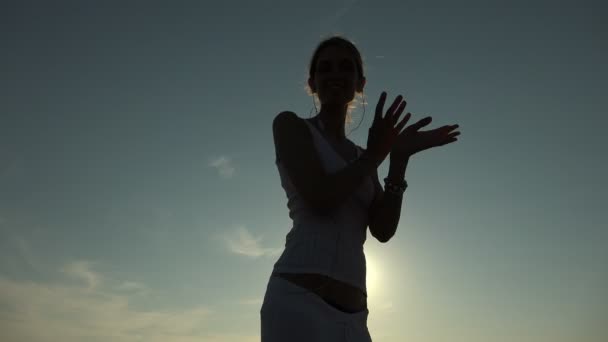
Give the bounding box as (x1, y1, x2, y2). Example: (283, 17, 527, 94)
(272, 117, 376, 294)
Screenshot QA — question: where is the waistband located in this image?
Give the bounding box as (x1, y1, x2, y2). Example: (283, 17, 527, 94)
(265, 273, 370, 324)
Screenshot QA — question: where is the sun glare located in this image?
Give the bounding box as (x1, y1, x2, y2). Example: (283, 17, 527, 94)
(366, 252, 382, 297)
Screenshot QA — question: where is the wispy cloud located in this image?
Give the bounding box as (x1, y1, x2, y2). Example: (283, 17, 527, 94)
(237, 297, 263, 306)
(223, 226, 282, 258)
(62, 260, 102, 291)
(14, 235, 41, 272)
(115, 280, 149, 295)
(0, 233, 45, 275)
(0, 259, 215, 342)
(319, 0, 360, 32)
(0, 234, 264, 341)
(378, 300, 395, 313)
(208, 155, 235, 179)
(200, 334, 259, 342)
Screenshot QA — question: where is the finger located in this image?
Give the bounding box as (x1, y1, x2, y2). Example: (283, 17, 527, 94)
(445, 124, 460, 133)
(439, 137, 458, 146)
(447, 131, 461, 138)
(409, 116, 433, 131)
(391, 100, 407, 125)
(439, 125, 459, 135)
(395, 112, 411, 132)
(385, 95, 403, 120)
(374, 91, 387, 123)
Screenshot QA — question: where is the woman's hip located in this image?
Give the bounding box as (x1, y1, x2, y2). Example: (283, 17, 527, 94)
(273, 271, 367, 313)
(260, 273, 371, 342)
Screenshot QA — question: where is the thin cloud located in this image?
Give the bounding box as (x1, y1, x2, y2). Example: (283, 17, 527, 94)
(208, 156, 235, 179)
(14, 236, 42, 272)
(224, 226, 282, 258)
(0, 234, 46, 275)
(62, 260, 102, 291)
(0, 260, 214, 342)
(237, 297, 263, 306)
(1, 237, 257, 341)
(319, 0, 360, 31)
(378, 300, 395, 313)
(202, 333, 259, 342)
(115, 281, 150, 295)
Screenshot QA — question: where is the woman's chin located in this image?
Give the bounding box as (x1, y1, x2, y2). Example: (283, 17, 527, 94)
(320, 96, 353, 107)
(321, 102, 348, 109)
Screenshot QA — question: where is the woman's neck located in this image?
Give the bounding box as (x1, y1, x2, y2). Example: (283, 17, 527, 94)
(316, 104, 348, 140)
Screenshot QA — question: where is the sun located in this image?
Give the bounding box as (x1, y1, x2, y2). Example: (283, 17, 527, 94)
(365, 251, 382, 297)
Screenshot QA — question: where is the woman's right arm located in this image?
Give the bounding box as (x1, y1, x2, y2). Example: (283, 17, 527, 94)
(273, 111, 378, 216)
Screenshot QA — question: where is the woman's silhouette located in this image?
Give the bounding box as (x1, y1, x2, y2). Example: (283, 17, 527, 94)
(260, 36, 460, 341)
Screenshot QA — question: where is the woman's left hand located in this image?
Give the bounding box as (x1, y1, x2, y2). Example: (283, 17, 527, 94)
(391, 115, 461, 160)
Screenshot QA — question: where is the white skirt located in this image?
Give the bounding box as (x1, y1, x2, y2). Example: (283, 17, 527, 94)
(260, 273, 372, 342)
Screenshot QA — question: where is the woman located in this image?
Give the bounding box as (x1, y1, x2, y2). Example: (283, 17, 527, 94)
(261, 36, 460, 341)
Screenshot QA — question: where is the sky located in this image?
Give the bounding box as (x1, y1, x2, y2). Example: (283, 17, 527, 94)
(0, 0, 606, 341)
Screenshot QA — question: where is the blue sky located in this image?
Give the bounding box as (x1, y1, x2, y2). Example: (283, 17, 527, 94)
(1, 1, 606, 341)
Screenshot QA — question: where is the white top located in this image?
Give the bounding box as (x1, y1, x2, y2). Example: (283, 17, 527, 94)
(272, 117, 376, 294)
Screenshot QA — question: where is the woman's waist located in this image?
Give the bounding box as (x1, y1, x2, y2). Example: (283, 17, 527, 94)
(286, 220, 368, 243)
(272, 271, 367, 312)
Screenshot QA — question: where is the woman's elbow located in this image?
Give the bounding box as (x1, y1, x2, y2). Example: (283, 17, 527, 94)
(370, 225, 394, 243)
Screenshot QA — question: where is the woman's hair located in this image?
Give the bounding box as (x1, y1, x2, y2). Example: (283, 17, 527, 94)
(305, 35, 366, 124)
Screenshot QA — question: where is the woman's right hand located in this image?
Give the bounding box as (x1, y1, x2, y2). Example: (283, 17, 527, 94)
(366, 91, 411, 165)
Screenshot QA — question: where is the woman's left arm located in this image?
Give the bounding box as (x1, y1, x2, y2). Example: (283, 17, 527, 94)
(367, 109, 461, 242)
(368, 156, 409, 243)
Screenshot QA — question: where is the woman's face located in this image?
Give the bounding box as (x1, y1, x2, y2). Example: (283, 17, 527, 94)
(309, 45, 364, 106)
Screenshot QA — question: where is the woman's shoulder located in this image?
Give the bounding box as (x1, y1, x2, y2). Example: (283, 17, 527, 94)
(272, 111, 315, 163)
(273, 111, 311, 132)
(274, 111, 306, 123)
